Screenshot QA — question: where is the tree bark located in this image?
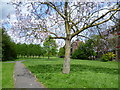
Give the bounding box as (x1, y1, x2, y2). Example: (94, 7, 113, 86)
(63, 38, 71, 74)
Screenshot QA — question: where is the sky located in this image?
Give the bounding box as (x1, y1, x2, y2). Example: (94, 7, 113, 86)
(0, 0, 15, 20)
(1, 0, 119, 48)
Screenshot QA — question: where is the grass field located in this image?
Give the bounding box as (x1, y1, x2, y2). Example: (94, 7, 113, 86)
(0, 62, 2, 89)
(23, 57, 118, 88)
(2, 63, 15, 88)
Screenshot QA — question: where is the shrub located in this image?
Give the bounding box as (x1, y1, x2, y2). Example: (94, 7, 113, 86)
(101, 54, 109, 62)
(101, 52, 116, 62)
(71, 40, 96, 60)
(106, 52, 116, 61)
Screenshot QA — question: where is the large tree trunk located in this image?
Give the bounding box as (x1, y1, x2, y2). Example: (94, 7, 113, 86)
(63, 2, 71, 74)
(63, 38, 71, 74)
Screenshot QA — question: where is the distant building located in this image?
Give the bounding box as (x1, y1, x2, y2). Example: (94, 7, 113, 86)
(71, 39, 82, 53)
(101, 25, 117, 38)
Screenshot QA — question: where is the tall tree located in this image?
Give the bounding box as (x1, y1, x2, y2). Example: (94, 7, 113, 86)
(115, 16, 120, 61)
(2, 28, 17, 61)
(0, 28, 2, 60)
(108, 1, 120, 61)
(6, 1, 120, 73)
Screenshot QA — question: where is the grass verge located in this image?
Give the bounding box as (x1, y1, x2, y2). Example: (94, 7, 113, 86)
(2, 63, 15, 88)
(23, 57, 118, 88)
(0, 62, 2, 89)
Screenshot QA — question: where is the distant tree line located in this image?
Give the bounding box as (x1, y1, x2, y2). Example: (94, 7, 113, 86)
(15, 43, 45, 58)
(1, 28, 58, 61)
(15, 38, 58, 59)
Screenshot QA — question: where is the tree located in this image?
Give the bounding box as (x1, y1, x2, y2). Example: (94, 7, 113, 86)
(15, 43, 43, 58)
(43, 37, 57, 59)
(58, 47, 65, 58)
(112, 2, 120, 61)
(72, 39, 96, 60)
(7, 1, 120, 73)
(115, 19, 120, 61)
(0, 29, 2, 60)
(89, 35, 106, 58)
(2, 28, 17, 61)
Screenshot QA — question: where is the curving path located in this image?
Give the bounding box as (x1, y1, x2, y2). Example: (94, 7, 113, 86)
(14, 61, 45, 88)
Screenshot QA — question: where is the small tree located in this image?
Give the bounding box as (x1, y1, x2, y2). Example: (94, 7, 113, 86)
(43, 37, 57, 59)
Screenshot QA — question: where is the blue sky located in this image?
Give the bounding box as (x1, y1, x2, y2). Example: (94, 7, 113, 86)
(0, 0, 119, 48)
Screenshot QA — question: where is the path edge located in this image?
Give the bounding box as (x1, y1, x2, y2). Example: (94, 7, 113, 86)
(21, 62, 46, 88)
(13, 62, 16, 88)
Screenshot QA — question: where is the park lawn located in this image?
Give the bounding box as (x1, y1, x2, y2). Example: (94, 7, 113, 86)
(23, 57, 118, 88)
(0, 62, 2, 89)
(2, 63, 15, 88)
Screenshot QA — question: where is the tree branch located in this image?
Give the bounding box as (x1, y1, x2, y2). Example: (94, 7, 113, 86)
(71, 8, 120, 38)
(50, 36, 66, 40)
(90, 8, 120, 25)
(40, 2, 65, 20)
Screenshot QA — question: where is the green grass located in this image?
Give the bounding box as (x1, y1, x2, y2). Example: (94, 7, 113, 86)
(2, 63, 15, 88)
(23, 57, 118, 88)
(0, 62, 2, 89)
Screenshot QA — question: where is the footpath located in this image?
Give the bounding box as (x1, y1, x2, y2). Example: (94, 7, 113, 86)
(14, 61, 45, 88)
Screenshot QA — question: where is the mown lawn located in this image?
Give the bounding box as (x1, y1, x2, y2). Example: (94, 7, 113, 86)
(23, 58, 118, 88)
(0, 62, 2, 89)
(2, 63, 15, 88)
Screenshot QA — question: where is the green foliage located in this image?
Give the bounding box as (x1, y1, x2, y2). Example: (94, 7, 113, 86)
(2, 63, 15, 88)
(2, 29, 17, 61)
(58, 47, 65, 58)
(72, 39, 96, 60)
(106, 52, 116, 59)
(24, 58, 118, 88)
(43, 37, 58, 59)
(101, 54, 109, 62)
(101, 52, 116, 62)
(15, 43, 43, 57)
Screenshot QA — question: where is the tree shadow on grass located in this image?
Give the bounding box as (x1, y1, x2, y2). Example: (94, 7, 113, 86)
(28, 64, 118, 75)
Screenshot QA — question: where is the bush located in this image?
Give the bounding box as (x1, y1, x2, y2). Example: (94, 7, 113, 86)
(106, 52, 116, 61)
(71, 39, 96, 60)
(101, 52, 116, 62)
(101, 54, 109, 62)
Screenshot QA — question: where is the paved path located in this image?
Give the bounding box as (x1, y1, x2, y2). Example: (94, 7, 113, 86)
(14, 61, 45, 88)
